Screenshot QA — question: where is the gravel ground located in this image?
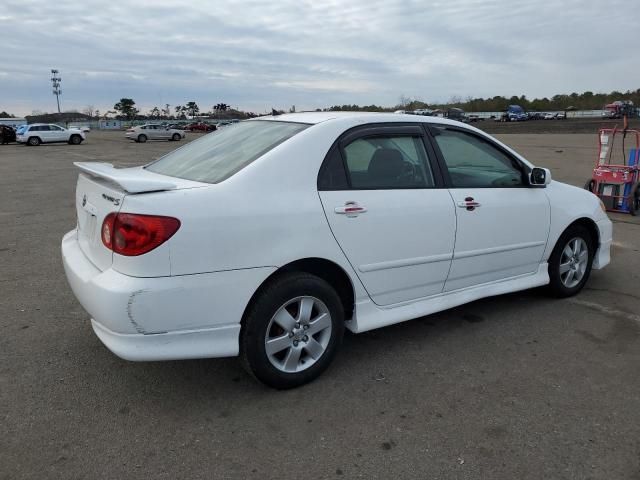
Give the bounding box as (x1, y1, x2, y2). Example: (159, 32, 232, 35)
(1, 130, 639, 480)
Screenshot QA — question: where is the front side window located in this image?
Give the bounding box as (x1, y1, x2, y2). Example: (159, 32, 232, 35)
(50, 125, 63, 131)
(433, 128, 524, 188)
(146, 120, 309, 183)
(342, 135, 434, 189)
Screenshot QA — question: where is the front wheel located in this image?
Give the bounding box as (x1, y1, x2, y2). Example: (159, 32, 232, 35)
(547, 224, 594, 298)
(240, 273, 345, 389)
(172, 133, 181, 141)
(69, 135, 82, 145)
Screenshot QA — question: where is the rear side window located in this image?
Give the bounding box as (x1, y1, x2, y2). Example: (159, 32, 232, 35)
(343, 135, 434, 189)
(147, 121, 308, 183)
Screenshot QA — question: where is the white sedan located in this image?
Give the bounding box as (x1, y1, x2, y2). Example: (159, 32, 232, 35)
(125, 124, 186, 143)
(62, 112, 612, 389)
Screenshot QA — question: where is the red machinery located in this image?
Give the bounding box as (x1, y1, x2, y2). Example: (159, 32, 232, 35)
(585, 126, 640, 215)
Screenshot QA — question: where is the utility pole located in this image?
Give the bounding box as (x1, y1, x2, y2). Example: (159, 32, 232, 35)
(51, 69, 62, 113)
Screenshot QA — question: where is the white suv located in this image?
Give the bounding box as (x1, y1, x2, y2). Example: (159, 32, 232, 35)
(17, 124, 85, 146)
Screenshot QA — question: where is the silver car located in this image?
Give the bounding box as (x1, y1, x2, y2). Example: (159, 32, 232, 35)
(125, 124, 186, 143)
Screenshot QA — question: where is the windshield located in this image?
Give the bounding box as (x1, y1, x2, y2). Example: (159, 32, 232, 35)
(146, 120, 309, 183)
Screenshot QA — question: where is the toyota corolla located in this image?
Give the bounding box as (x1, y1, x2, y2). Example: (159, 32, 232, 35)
(62, 112, 612, 389)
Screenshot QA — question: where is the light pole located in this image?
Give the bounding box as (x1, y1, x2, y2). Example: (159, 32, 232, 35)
(51, 69, 62, 113)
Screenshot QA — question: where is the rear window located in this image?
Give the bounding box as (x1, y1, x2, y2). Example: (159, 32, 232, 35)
(146, 120, 309, 183)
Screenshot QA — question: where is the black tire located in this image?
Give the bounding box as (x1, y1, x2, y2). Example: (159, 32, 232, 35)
(27, 136, 41, 146)
(172, 133, 181, 141)
(69, 134, 82, 145)
(137, 134, 147, 143)
(628, 182, 640, 216)
(547, 224, 595, 298)
(240, 272, 345, 389)
(584, 179, 596, 193)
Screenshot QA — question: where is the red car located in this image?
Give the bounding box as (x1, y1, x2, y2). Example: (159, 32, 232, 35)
(187, 123, 216, 132)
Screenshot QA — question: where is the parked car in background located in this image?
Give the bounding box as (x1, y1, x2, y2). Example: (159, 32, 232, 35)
(507, 105, 528, 121)
(16, 124, 85, 146)
(187, 122, 216, 132)
(544, 113, 555, 120)
(125, 124, 186, 143)
(555, 112, 567, 120)
(1, 124, 17, 144)
(467, 114, 483, 122)
(445, 108, 468, 122)
(62, 112, 612, 389)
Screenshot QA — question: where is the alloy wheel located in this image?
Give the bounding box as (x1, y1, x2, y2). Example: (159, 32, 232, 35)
(559, 237, 588, 288)
(264, 296, 332, 373)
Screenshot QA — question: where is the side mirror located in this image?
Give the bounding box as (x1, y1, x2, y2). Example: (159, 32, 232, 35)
(530, 167, 551, 186)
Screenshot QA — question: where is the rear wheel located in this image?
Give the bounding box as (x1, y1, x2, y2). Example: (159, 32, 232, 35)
(137, 134, 147, 143)
(172, 133, 181, 141)
(240, 273, 344, 389)
(69, 134, 82, 145)
(27, 136, 41, 146)
(547, 224, 594, 298)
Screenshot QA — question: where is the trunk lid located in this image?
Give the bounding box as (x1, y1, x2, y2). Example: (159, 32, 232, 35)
(74, 162, 206, 271)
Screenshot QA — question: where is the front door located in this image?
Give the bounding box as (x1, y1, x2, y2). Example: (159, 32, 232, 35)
(429, 126, 550, 292)
(318, 125, 456, 306)
(49, 124, 67, 142)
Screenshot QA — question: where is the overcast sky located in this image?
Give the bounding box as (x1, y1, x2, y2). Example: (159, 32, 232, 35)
(1, 0, 638, 116)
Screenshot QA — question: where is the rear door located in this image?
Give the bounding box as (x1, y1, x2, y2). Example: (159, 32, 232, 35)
(318, 125, 456, 306)
(428, 125, 550, 292)
(34, 125, 52, 142)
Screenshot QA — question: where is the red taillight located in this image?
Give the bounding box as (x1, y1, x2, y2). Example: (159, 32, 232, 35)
(101, 213, 180, 256)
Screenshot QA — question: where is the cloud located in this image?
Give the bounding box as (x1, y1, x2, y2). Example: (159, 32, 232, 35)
(1, 0, 638, 116)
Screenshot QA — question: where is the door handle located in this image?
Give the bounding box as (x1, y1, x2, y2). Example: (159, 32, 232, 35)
(335, 201, 367, 216)
(457, 197, 481, 211)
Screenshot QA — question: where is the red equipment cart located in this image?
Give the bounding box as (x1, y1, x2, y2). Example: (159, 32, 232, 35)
(585, 127, 640, 215)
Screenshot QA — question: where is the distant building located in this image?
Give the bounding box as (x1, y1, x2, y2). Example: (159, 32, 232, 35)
(0, 118, 26, 127)
(99, 119, 123, 130)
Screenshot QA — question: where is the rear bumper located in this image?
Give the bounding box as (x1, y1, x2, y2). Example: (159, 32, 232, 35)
(593, 217, 612, 269)
(62, 229, 275, 361)
(91, 320, 240, 361)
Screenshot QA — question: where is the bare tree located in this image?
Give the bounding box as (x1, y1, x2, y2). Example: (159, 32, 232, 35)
(83, 105, 96, 118)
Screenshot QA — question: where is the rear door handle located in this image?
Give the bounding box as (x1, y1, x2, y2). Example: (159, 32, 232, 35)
(335, 201, 367, 216)
(457, 197, 481, 211)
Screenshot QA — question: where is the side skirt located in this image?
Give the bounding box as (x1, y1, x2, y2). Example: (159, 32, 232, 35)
(347, 263, 549, 333)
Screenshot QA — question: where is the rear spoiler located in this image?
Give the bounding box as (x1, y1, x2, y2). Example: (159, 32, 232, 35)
(74, 162, 177, 194)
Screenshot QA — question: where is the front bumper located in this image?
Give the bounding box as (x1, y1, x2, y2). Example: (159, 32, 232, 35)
(593, 217, 613, 269)
(61, 230, 275, 361)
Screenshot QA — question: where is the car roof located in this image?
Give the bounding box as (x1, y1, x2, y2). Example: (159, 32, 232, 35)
(253, 111, 468, 128)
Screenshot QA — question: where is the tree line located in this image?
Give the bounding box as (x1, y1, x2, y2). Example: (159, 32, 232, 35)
(4, 88, 638, 120)
(326, 88, 640, 113)
(110, 99, 240, 120)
